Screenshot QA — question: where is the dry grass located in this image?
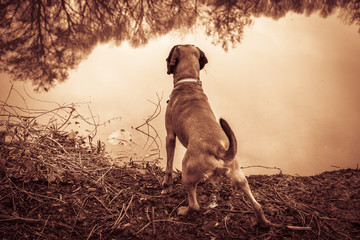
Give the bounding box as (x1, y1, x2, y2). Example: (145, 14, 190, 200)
(1, 86, 359, 239)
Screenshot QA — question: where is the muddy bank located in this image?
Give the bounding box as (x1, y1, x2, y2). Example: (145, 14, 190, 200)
(1, 138, 359, 239)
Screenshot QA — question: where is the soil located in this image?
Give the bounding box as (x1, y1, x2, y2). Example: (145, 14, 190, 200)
(0, 132, 359, 239)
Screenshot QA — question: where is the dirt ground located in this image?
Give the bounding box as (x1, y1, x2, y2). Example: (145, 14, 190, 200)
(1, 137, 359, 240)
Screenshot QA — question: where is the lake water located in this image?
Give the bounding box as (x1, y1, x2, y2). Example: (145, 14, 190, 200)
(1, 1, 360, 176)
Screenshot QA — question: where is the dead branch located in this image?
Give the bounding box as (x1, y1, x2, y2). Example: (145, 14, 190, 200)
(241, 165, 283, 174)
(135, 92, 163, 157)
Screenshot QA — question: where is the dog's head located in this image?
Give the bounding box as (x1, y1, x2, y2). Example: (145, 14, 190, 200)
(166, 45, 208, 75)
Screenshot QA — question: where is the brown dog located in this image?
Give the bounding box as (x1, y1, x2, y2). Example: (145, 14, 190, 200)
(162, 45, 270, 227)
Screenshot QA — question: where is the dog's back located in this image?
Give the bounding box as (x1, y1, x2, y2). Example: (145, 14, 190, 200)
(166, 82, 235, 161)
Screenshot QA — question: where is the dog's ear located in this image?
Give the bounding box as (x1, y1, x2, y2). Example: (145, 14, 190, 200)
(166, 46, 179, 75)
(198, 48, 208, 70)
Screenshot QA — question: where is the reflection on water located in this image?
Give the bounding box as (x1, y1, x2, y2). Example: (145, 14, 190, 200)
(1, 0, 359, 90)
(1, 0, 360, 176)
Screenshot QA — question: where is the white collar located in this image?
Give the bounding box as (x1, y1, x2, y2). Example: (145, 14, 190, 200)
(174, 78, 202, 88)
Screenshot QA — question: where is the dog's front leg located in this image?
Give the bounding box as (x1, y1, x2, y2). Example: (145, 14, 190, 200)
(161, 132, 176, 194)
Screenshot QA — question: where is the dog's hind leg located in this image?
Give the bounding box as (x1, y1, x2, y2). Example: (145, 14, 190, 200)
(177, 151, 202, 215)
(228, 161, 271, 228)
(178, 181, 200, 215)
(162, 132, 176, 194)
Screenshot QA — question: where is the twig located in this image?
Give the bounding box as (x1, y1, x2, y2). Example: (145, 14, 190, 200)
(224, 215, 238, 237)
(92, 195, 112, 214)
(96, 166, 113, 184)
(7, 176, 66, 203)
(274, 186, 291, 208)
(135, 92, 163, 155)
(287, 225, 312, 231)
(57, 106, 75, 130)
(72, 196, 90, 233)
(223, 209, 252, 214)
(168, 198, 187, 218)
(0, 215, 44, 223)
(146, 164, 162, 186)
(86, 103, 99, 140)
(241, 165, 283, 174)
(44, 136, 69, 154)
(109, 189, 126, 205)
(112, 195, 134, 230)
(37, 215, 51, 240)
(87, 224, 98, 240)
(136, 218, 196, 235)
(152, 206, 156, 239)
(23, 85, 61, 107)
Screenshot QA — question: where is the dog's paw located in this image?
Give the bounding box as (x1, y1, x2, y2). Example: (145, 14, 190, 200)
(257, 219, 271, 229)
(161, 176, 173, 188)
(177, 206, 190, 216)
(161, 186, 173, 195)
(178, 205, 200, 216)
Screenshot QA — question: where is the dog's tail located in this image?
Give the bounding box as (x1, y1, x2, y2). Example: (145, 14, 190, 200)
(219, 118, 237, 161)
